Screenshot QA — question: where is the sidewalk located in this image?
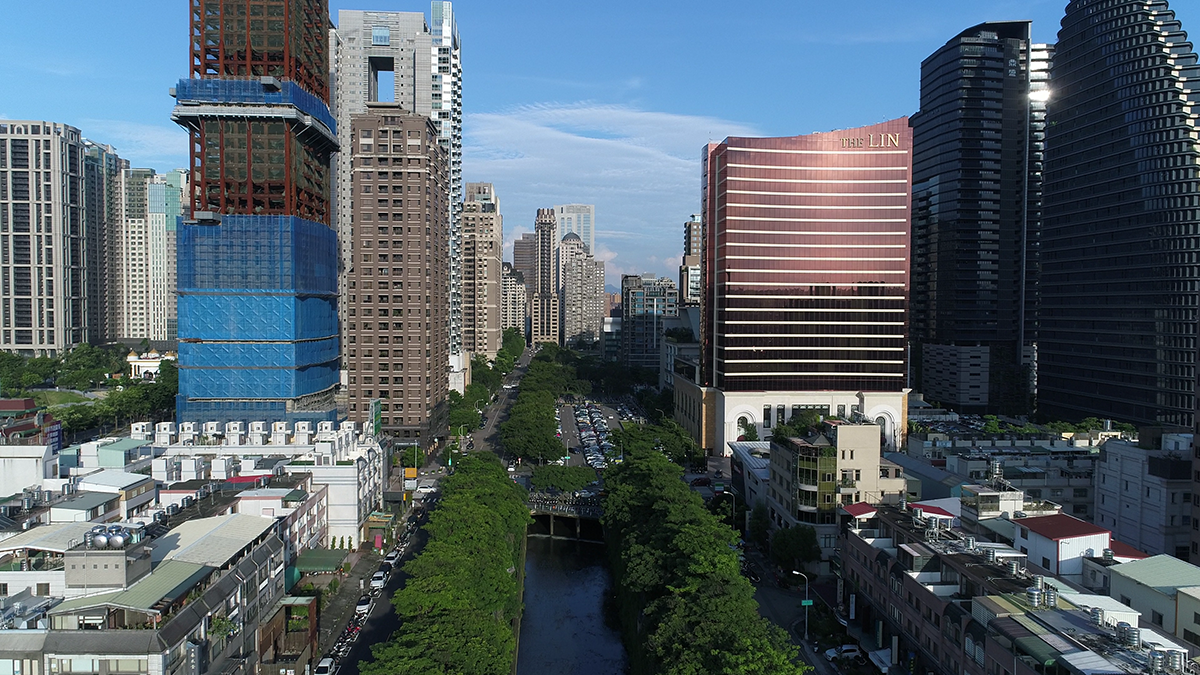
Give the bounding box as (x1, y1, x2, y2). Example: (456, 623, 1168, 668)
(317, 550, 381, 654)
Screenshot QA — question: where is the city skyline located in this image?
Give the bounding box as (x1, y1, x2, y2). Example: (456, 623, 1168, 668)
(8, 1, 1198, 285)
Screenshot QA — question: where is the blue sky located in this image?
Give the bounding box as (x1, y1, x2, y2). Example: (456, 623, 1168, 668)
(3, 1, 1198, 285)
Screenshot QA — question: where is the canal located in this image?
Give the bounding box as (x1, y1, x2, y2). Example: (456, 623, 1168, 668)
(516, 537, 627, 674)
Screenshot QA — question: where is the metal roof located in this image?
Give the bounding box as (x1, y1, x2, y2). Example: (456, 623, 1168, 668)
(50, 560, 211, 615)
(0, 523, 94, 554)
(51, 491, 118, 512)
(77, 470, 153, 491)
(1110, 554, 1200, 596)
(295, 548, 347, 573)
(150, 513, 275, 566)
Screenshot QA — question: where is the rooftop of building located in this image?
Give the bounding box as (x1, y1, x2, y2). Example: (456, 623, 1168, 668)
(51, 491, 118, 512)
(1015, 514, 1109, 541)
(149, 513, 276, 566)
(77, 470, 153, 490)
(1108, 554, 1200, 596)
(0, 399, 39, 415)
(0, 522, 95, 554)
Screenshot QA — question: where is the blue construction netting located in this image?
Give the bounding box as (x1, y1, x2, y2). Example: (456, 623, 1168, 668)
(176, 395, 339, 427)
(178, 215, 337, 296)
(178, 295, 337, 342)
(179, 337, 339, 371)
(175, 78, 336, 133)
(179, 359, 339, 400)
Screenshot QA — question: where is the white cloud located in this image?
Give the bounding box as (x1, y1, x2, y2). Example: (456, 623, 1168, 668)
(464, 102, 757, 286)
(80, 119, 189, 170)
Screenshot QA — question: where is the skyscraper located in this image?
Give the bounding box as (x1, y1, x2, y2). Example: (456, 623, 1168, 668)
(529, 209, 559, 345)
(910, 22, 1050, 415)
(621, 274, 677, 369)
(146, 170, 186, 341)
(117, 167, 155, 340)
(332, 4, 463, 360)
(559, 232, 605, 346)
(683, 213, 702, 257)
(501, 262, 526, 334)
(0, 120, 90, 356)
(344, 103, 449, 444)
(462, 182, 502, 359)
(171, 0, 340, 424)
(82, 141, 128, 346)
(700, 120, 913, 450)
(554, 203, 595, 254)
(1041, 0, 1200, 426)
(679, 215, 703, 307)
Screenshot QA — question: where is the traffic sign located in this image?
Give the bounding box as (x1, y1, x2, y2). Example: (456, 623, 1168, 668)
(801, 600, 814, 606)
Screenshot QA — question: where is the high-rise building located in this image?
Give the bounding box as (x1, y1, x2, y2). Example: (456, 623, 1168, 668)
(345, 103, 449, 444)
(700, 120, 913, 451)
(621, 274, 677, 369)
(117, 168, 155, 340)
(0, 120, 89, 356)
(910, 22, 1051, 415)
(332, 3, 463, 361)
(529, 209, 559, 345)
(554, 204, 595, 254)
(147, 170, 186, 341)
(683, 213, 702, 257)
(82, 141, 128, 346)
(512, 231, 537, 287)
(462, 182, 502, 359)
(559, 233, 605, 346)
(171, 0, 340, 425)
(501, 262, 526, 334)
(1041, 0, 1200, 427)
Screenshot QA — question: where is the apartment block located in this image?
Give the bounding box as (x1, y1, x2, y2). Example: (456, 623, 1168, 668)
(1096, 433, 1192, 559)
(461, 182, 501, 359)
(529, 209, 559, 345)
(501, 262, 526, 334)
(559, 232, 605, 346)
(620, 273, 676, 369)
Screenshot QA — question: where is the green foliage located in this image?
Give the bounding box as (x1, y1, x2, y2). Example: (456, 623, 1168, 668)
(499, 389, 561, 463)
(575, 357, 657, 397)
(472, 354, 502, 393)
(501, 328, 525, 361)
(738, 418, 759, 442)
(769, 525, 821, 570)
(603, 448, 807, 675)
(361, 454, 530, 675)
(748, 504, 770, 549)
(530, 465, 596, 493)
(611, 419, 701, 468)
(982, 415, 1003, 434)
(770, 410, 822, 441)
(663, 326, 696, 343)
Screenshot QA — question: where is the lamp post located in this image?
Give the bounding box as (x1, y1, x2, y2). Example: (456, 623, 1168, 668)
(792, 569, 810, 643)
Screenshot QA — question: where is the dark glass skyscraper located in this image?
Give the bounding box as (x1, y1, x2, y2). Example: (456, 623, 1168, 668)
(1041, 0, 1200, 426)
(171, 0, 340, 424)
(910, 22, 1051, 415)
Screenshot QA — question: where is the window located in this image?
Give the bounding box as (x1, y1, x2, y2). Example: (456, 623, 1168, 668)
(36, 583, 49, 596)
(1074, 488, 1088, 498)
(0, 583, 6, 596)
(1152, 610, 1164, 626)
(372, 26, 390, 45)
(1042, 557, 1051, 569)
(1121, 595, 1131, 606)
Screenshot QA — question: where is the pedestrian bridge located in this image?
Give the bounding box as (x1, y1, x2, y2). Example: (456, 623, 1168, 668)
(527, 495, 604, 543)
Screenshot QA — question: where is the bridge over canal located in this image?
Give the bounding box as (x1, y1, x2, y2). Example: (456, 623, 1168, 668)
(527, 494, 604, 543)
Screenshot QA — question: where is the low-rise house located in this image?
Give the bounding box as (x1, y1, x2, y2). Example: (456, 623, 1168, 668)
(75, 471, 156, 519)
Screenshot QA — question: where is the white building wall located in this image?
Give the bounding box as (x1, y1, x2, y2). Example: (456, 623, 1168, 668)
(1110, 572, 1176, 634)
(716, 389, 907, 456)
(1094, 436, 1192, 558)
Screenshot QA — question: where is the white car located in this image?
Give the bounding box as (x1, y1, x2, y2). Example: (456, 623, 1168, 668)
(314, 658, 337, 675)
(384, 549, 401, 565)
(355, 595, 373, 615)
(370, 571, 387, 591)
(824, 645, 864, 662)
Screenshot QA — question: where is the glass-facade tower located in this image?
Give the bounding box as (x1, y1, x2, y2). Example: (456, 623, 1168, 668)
(1041, 0, 1200, 426)
(171, 0, 340, 424)
(910, 22, 1051, 415)
(702, 120, 913, 393)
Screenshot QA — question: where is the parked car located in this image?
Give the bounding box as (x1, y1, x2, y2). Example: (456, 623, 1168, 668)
(384, 549, 401, 565)
(355, 595, 373, 615)
(314, 658, 337, 675)
(824, 645, 864, 662)
(690, 477, 712, 487)
(370, 571, 387, 591)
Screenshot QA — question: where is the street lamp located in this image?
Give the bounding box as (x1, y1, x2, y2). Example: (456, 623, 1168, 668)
(792, 569, 810, 643)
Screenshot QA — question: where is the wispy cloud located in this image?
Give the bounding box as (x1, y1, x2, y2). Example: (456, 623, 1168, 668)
(80, 119, 188, 170)
(464, 102, 757, 284)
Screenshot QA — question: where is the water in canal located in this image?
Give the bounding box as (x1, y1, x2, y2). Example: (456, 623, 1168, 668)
(516, 537, 627, 675)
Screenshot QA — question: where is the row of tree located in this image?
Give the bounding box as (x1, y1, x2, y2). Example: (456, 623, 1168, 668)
(529, 465, 596, 493)
(603, 447, 806, 674)
(361, 454, 531, 675)
(497, 344, 589, 463)
(0, 343, 133, 396)
(448, 328, 528, 435)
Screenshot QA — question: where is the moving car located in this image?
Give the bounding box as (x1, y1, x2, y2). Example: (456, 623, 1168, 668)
(370, 571, 387, 591)
(690, 477, 712, 487)
(384, 549, 401, 565)
(824, 645, 864, 662)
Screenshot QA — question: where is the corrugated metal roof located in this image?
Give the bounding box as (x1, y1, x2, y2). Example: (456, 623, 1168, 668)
(1111, 554, 1200, 596)
(0, 523, 94, 554)
(151, 513, 275, 566)
(52, 491, 118, 512)
(77, 470, 152, 491)
(50, 561, 211, 615)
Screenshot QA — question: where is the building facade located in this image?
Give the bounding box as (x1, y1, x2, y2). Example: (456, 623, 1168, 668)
(344, 104, 449, 445)
(529, 209, 559, 345)
(559, 232, 605, 346)
(332, 4, 464, 359)
(170, 0, 340, 425)
(554, 203, 595, 254)
(620, 273, 677, 369)
(0, 121, 90, 356)
(910, 22, 1050, 414)
(500, 262, 526, 334)
(1096, 434, 1192, 559)
(1040, 0, 1200, 426)
(82, 142, 127, 346)
(146, 171, 185, 341)
(461, 182, 502, 359)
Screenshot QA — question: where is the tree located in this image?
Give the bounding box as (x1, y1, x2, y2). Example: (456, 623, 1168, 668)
(738, 418, 759, 442)
(748, 504, 770, 549)
(769, 525, 821, 570)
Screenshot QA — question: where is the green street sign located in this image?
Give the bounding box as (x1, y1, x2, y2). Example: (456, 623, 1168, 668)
(801, 600, 814, 606)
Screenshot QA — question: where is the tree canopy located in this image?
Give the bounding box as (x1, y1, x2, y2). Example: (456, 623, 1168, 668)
(361, 454, 530, 675)
(603, 447, 808, 675)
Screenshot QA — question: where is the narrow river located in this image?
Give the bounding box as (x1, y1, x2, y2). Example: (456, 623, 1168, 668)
(516, 537, 627, 674)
